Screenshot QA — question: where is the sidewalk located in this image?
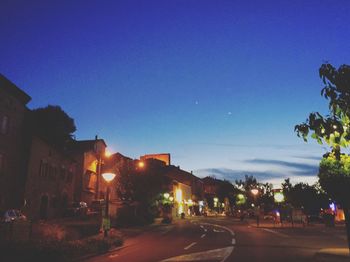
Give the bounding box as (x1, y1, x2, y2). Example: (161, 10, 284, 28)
(245, 218, 344, 229)
(315, 248, 349, 261)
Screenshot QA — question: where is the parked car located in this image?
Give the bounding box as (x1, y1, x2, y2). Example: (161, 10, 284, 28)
(0, 209, 27, 223)
(64, 202, 88, 217)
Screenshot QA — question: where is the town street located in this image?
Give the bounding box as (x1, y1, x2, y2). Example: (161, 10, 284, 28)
(86, 216, 348, 262)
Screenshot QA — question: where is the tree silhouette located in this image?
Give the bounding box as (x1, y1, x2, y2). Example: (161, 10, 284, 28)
(295, 63, 350, 250)
(28, 105, 76, 148)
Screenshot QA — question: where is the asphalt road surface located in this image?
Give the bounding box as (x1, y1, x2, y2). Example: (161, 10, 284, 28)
(86, 216, 348, 262)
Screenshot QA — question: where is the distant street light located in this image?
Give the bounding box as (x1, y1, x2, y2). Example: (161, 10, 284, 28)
(138, 161, 145, 169)
(251, 188, 259, 196)
(274, 192, 285, 226)
(163, 193, 170, 199)
(251, 189, 259, 227)
(102, 172, 116, 237)
(274, 192, 285, 203)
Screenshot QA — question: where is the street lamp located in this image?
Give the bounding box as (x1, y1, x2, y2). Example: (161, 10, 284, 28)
(274, 192, 285, 226)
(138, 161, 145, 169)
(102, 172, 116, 237)
(250, 189, 260, 227)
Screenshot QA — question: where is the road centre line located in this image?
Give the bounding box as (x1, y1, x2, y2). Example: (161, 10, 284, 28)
(201, 234, 206, 238)
(184, 242, 197, 250)
(231, 238, 236, 245)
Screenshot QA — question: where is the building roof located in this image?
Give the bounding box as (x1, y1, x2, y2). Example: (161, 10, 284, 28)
(0, 74, 31, 104)
(163, 165, 201, 186)
(68, 139, 107, 152)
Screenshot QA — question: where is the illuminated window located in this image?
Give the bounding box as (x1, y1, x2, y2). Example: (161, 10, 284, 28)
(1, 116, 8, 134)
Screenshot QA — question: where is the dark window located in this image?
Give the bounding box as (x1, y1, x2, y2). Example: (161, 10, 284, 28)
(0, 154, 4, 175)
(60, 166, 66, 180)
(40, 161, 49, 178)
(1, 115, 9, 135)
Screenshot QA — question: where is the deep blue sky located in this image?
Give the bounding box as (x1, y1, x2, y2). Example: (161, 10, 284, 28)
(1, 0, 350, 186)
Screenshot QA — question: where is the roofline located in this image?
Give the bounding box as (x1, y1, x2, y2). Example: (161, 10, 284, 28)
(0, 74, 31, 104)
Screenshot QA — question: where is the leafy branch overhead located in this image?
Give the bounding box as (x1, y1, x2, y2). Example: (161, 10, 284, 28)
(295, 64, 350, 148)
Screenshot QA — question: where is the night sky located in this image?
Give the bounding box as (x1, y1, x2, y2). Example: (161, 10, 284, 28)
(1, 0, 350, 186)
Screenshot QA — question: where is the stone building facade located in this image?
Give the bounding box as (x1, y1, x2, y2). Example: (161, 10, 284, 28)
(0, 74, 31, 210)
(23, 136, 76, 220)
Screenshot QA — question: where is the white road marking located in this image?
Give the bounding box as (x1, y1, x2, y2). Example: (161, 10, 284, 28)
(200, 222, 235, 237)
(262, 228, 288, 237)
(213, 228, 225, 233)
(204, 228, 207, 232)
(231, 238, 236, 245)
(109, 253, 119, 258)
(184, 242, 197, 250)
(201, 234, 206, 238)
(160, 246, 234, 262)
(221, 246, 234, 262)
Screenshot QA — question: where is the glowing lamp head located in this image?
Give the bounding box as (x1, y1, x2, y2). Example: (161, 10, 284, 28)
(213, 197, 219, 202)
(138, 161, 145, 168)
(105, 149, 112, 158)
(102, 172, 116, 183)
(251, 189, 259, 196)
(274, 192, 285, 203)
(163, 193, 170, 199)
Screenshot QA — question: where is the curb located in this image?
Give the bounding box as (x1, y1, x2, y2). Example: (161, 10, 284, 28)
(314, 248, 350, 261)
(74, 244, 127, 261)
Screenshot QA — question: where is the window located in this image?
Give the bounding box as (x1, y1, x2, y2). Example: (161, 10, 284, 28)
(1, 116, 9, 135)
(39, 160, 44, 177)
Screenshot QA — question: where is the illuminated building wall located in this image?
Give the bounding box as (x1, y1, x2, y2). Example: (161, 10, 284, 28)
(172, 182, 191, 216)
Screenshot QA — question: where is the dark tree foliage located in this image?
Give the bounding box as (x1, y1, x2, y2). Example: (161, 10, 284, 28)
(28, 105, 76, 148)
(115, 159, 170, 225)
(282, 179, 329, 216)
(295, 63, 350, 250)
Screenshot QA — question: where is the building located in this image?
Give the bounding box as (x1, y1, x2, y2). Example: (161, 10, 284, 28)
(68, 137, 107, 205)
(23, 136, 76, 220)
(0, 74, 31, 210)
(140, 153, 171, 166)
(163, 165, 204, 216)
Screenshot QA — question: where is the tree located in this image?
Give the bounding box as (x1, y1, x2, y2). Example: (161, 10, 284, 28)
(115, 159, 170, 225)
(282, 179, 329, 216)
(295, 63, 350, 250)
(28, 105, 76, 148)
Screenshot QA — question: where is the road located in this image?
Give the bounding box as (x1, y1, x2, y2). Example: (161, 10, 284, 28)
(86, 216, 348, 262)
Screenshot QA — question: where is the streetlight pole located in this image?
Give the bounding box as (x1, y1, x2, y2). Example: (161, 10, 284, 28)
(104, 185, 110, 237)
(251, 189, 259, 227)
(102, 172, 116, 237)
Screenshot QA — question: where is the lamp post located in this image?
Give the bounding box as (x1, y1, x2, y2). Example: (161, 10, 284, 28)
(251, 188, 259, 227)
(102, 172, 116, 237)
(274, 191, 285, 226)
